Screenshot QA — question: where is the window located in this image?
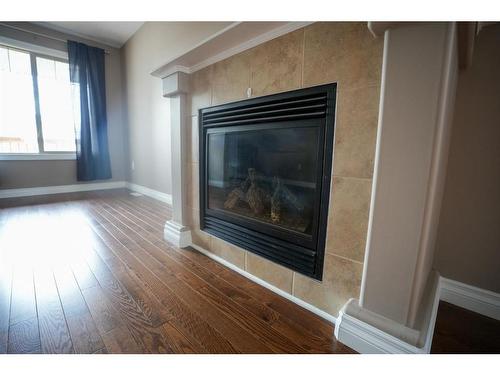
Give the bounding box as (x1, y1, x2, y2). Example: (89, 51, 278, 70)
(0, 44, 79, 156)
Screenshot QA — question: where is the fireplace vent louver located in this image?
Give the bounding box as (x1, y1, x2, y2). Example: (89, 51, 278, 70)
(199, 84, 336, 280)
(202, 93, 328, 127)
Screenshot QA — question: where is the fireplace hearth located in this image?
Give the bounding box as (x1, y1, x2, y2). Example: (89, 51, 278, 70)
(199, 84, 336, 280)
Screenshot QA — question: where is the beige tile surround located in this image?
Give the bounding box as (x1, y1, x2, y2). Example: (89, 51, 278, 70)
(186, 22, 383, 316)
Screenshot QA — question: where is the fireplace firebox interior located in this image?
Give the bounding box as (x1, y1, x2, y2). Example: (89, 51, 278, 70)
(199, 84, 336, 280)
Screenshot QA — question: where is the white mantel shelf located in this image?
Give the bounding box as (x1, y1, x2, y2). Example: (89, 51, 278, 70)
(150, 21, 313, 79)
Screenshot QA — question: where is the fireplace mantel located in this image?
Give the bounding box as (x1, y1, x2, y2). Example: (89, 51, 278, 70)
(150, 22, 312, 79)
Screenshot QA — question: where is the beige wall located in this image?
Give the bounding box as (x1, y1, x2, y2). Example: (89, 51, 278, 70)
(121, 22, 233, 194)
(187, 22, 383, 316)
(434, 24, 500, 293)
(0, 23, 127, 189)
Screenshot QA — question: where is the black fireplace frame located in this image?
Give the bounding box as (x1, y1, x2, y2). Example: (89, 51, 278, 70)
(199, 83, 337, 280)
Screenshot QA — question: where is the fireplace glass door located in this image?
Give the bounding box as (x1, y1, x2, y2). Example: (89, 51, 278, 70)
(206, 122, 322, 236)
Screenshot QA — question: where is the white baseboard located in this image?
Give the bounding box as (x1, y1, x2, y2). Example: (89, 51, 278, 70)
(440, 277, 500, 320)
(334, 273, 442, 354)
(190, 243, 337, 324)
(125, 182, 172, 206)
(334, 310, 424, 354)
(0, 181, 126, 199)
(334, 276, 499, 354)
(0, 180, 174, 205)
(164, 220, 192, 248)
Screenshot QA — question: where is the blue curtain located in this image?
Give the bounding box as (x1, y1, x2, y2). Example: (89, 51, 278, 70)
(68, 40, 112, 181)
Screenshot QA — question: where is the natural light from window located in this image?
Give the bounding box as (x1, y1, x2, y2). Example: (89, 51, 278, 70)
(0, 44, 79, 154)
(0, 47, 39, 153)
(36, 57, 77, 152)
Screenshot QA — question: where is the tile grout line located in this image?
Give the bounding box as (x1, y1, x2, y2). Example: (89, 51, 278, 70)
(332, 174, 373, 181)
(301, 27, 306, 88)
(326, 252, 364, 265)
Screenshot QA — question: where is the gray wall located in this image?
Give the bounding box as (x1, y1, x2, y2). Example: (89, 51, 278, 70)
(121, 22, 232, 195)
(434, 24, 500, 293)
(0, 22, 127, 189)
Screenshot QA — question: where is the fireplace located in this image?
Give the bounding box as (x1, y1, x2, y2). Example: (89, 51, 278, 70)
(199, 84, 336, 280)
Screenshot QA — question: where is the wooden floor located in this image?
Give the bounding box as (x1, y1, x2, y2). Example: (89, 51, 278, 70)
(431, 301, 500, 354)
(0, 189, 354, 354)
(1, 190, 497, 354)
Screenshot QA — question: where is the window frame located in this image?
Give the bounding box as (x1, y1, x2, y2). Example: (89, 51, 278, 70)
(0, 38, 77, 161)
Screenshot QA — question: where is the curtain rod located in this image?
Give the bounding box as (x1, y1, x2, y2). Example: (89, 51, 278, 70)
(0, 23, 111, 55)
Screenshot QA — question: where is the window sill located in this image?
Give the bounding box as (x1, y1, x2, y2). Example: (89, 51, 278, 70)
(0, 153, 76, 161)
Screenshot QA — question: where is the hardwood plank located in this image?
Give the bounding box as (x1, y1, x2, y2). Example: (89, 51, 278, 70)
(101, 198, 227, 274)
(0, 264, 12, 354)
(0, 209, 13, 353)
(0, 331, 8, 354)
(113, 195, 169, 223)
(7, 318, 41, 354)
(160, 322, 199, 354)
(98, 199, 228, 280)
(65, 312, 105, 354)
(111, 197, 339, 346)
(101, 326, 142, 354)
(92, 197, 346, 352)
(432, 301, 500, 353)
(71, 260, 99, 291)
(93, 347, 109, 354)
(84, 213, 240, 353)
(52, 265, 105, 354)
(9, 266, 37, 326)
(111, 197, 357, 353)
(80, 224, 219, 354)
(97, 199, 323, 351)
(80, 286, 121, 335)
(86, 201, 294, 353)
(33, 267, 74, 354)
(78, 243, 174, 354)
(0, 191, 360, 354)
(84, 246, 169, 329)
(53, 265, 93, 318)
(104, 198, 340, 352)
(80, 203, 255, 353)
(81, 281, 148, 354)
(105, 197, 228, 275)
(109, 202, 162, 237)
(219, 268, 335, 340)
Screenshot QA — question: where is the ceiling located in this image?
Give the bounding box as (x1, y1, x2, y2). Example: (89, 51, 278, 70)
(37, 22, 144, 48)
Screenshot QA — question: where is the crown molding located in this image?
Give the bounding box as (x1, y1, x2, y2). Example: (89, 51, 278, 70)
(150, 21, 313, 79)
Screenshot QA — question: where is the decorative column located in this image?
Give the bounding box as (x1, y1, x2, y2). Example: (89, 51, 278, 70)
(161, 72, 192, 248)
(334, 22, 459, 353)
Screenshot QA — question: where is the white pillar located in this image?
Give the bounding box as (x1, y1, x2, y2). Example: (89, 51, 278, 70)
(335, 22, 458, 353)
(162, 72, 192, 248)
